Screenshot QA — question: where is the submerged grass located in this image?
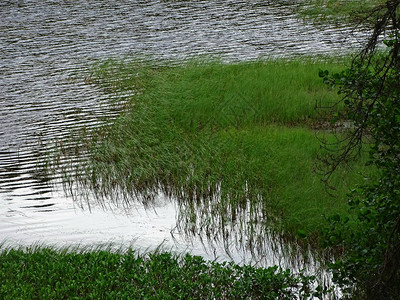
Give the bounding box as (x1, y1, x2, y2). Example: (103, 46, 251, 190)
(0, 246, 327, 299)
(70, 58, 373, 251)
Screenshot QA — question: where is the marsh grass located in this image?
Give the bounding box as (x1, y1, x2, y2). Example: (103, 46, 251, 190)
(297, 0, 387, 23)
(92, 58, 344, 128)
(57, 58, 374, 258)
(0, 245, 330, 299)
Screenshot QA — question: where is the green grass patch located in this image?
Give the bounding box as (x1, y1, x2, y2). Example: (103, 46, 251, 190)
(72, 58, 373, 246)
(0, 247, 325, 299)
(89, 58, 343, 128)
(297, 0, 387, 23)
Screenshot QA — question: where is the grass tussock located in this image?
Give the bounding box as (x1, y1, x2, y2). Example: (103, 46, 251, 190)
(0, 247, 326, 299)
(89, 58, 344, 128)
(71, 58, 373, 247)
(297, 0, 387, 23)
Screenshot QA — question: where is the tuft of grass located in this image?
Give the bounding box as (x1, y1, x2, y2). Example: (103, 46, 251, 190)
(134, 59, 344, 129)
(64, 58, 374, 251)
(297, 0, 387, 24)
(0, 246, 327, 299)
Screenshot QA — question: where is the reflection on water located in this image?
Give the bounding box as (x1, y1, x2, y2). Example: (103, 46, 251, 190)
(0, 0, 368, 267)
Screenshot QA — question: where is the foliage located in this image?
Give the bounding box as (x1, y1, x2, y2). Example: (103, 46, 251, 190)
(319, 1, 400, 298)
(0, 247, 327, 300)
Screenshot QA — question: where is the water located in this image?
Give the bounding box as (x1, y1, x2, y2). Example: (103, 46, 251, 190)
(1, 0, 368, 265)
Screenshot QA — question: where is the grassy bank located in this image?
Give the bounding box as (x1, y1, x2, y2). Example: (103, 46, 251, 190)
(0, 247, 325, 299)
(71, 58, 373, 246)
(297, 0, 386, 23)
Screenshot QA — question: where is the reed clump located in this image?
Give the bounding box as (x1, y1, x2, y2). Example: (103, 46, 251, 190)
(297, 0, 387, 23)
(73, 58, 373, 248)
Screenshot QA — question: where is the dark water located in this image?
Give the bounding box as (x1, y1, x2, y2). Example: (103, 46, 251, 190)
(0, 0, 367, 265)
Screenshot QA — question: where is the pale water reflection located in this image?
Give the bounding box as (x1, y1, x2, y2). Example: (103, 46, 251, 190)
(1, 187, 295, 268)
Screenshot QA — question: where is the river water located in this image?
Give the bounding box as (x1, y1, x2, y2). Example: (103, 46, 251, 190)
(0, 0, 368, 266)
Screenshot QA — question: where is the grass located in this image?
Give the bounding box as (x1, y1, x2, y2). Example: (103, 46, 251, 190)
(0, 246, 326, 299)
(65, 57, 376, 250)
(297, 0, 387, 23)
(45, 56, 379, 267)
(89, 58, 344, 128)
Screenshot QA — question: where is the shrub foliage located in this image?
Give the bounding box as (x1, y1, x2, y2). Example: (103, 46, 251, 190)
(0, 248, 324, 300)
(319, 1, 400, 298)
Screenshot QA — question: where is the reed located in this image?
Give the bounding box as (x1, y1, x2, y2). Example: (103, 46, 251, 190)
(298, 0, 387, 23)
(64, 58, 373, 251)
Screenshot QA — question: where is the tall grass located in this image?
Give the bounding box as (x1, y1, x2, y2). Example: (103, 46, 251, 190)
(90, 59, 343, 128)
(64, 58, 373, 253)
(297, 0, 387, 23)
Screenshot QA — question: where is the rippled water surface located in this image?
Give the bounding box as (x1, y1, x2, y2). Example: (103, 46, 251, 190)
(1, 0, 368, 264)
